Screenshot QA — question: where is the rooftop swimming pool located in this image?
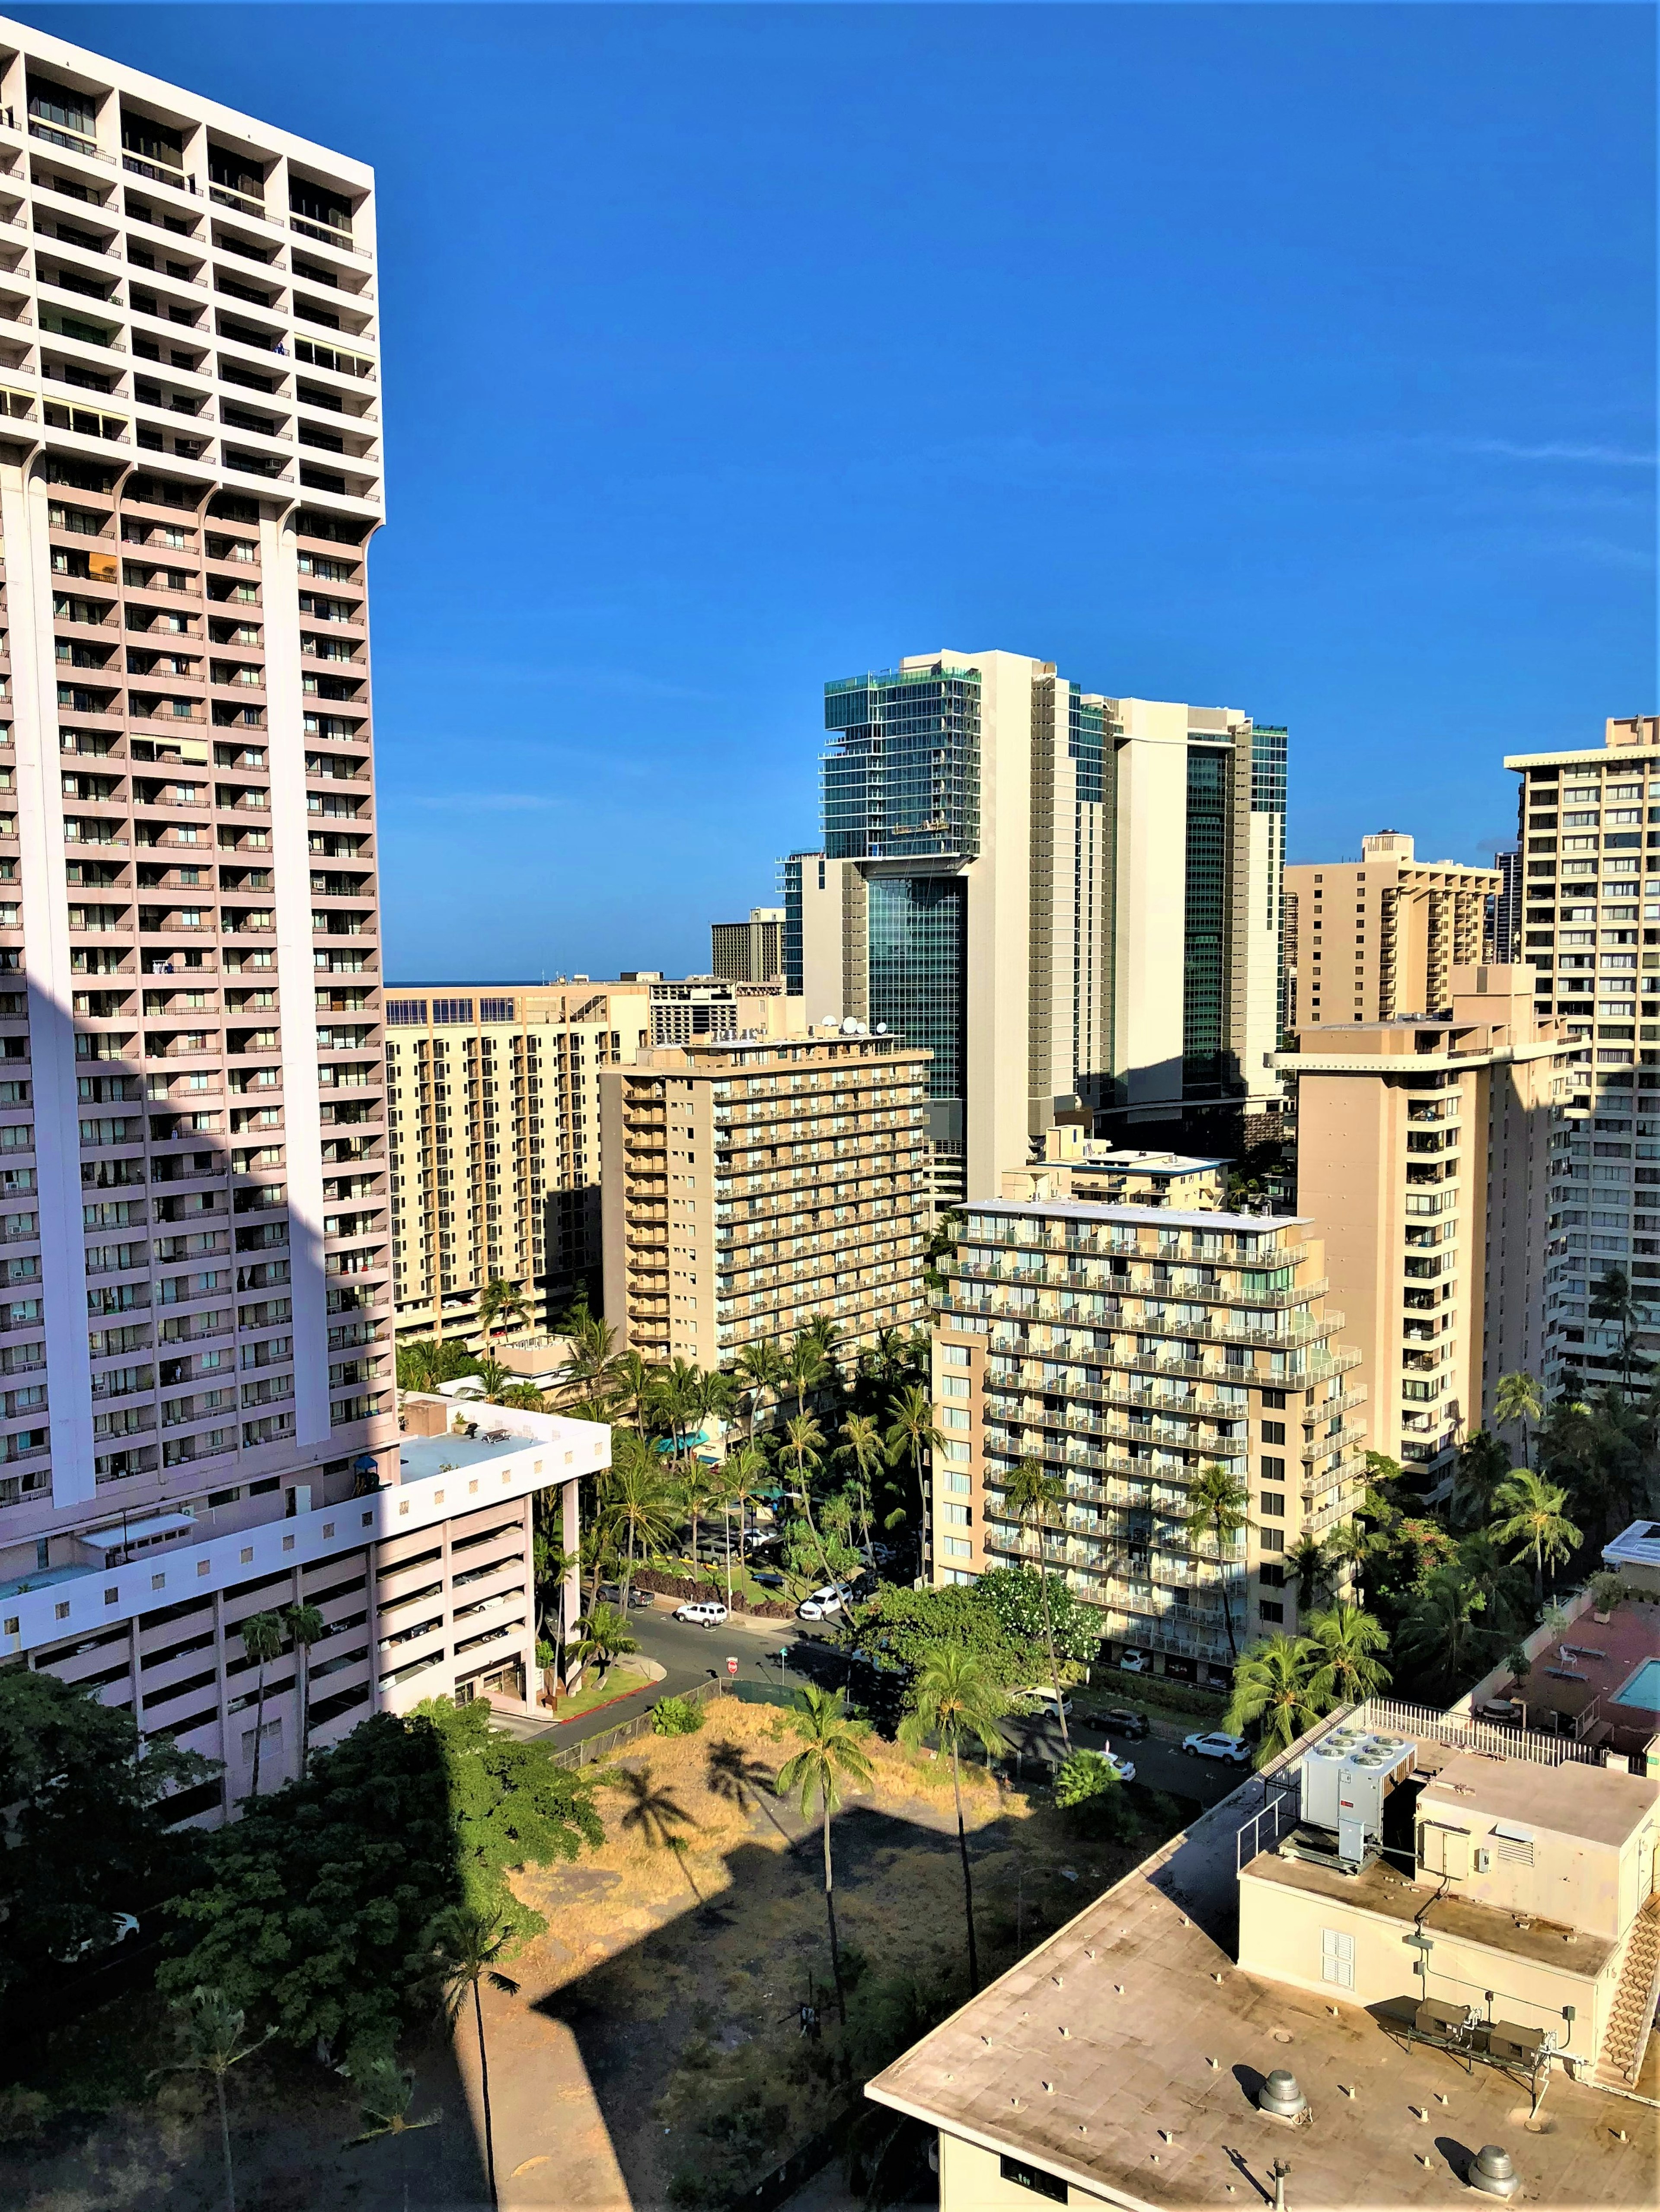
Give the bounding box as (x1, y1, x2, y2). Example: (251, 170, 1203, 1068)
(1613, 1656, 1660, 1713)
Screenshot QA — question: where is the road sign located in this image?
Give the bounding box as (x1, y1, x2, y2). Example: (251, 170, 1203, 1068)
(725, 1656, 738, 1677)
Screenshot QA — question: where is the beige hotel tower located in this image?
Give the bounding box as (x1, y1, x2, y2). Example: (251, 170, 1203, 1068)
(0, 18, 604, 1816)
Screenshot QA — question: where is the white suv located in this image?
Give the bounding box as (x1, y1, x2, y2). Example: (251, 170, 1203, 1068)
(674, 1600, 729, 1627)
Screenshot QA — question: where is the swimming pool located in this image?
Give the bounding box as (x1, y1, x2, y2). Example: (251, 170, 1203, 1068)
(1613, 1656, 1660, 1713)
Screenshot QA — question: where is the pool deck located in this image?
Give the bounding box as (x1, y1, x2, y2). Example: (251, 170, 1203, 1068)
(1499, 1599, 1660, 1742)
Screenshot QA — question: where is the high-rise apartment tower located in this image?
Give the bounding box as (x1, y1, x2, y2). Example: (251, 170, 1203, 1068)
(385, 975, 795, 1350)
(710, 905, 784, 983)
(0, 21, 605, 1817)
(1277, 968, 1568, 1476)
(1507, 714, 1660, 1392)
(783, 653, 1286, 1202)
(1283, 832, 1499, 1031)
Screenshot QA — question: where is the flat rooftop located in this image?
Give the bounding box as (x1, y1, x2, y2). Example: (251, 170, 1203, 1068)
(1418, 1747, 1655, 1851)
(967, 1201, 1306, 1233)
(868, 1712, 1657, 2210)
(396, 1430, 523, 1483)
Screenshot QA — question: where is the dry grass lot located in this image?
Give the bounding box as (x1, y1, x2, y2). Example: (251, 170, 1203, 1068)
(0, 1700, 1194, 2212)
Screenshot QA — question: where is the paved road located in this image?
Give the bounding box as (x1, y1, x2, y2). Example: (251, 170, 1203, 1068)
(535, 1604, 1249, 1818)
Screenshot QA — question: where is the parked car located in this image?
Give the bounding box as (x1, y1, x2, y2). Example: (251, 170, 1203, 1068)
(798, 1585, 847, 1621)
(1101, 1750, 1138, 1785)
(674, 1600, 729, 1628)
(1182, 1730, 1251, 1766)
(1102, 1707, 1150, 1740)
(1016, 1686, 1073, 1718)
(750, 1568, 787, 1591)
(743, 1529, 779, 1552)
(1117, 1648, 1149, 1675)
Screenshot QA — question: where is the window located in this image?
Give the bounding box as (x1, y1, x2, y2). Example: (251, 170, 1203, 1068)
(1258, 1600, 1283, 1623)
(1261, 1420, 1286, 1445)
(1320, 1926, 1355, 1990)
(1001, 2158, 1067, 2205)
(1260, 1491, 1285, 1517)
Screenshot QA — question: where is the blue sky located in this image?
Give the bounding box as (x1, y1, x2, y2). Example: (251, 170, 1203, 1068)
(23, 3, 1657, 980)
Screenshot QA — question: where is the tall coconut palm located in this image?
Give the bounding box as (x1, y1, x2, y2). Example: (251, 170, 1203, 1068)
(676, 1458, 724, 1573)
(1183, 1463, 1250, 1661)
(787, 1334, 829, 1422)
(476, 1277, 531, 1355)
(653, 1357, 705, 1463)
(157, 1985, 273, 2212)
(885, 1384, 946, 1529)
(282, 1602, 326, 1775)
(1303, 1603, 1391, 1711)
(840, 1412, 883, 1557)
(1288, 1532, 1329, 1617)
(783, 1413, 839, 1590)
(606, 1429, 679, 1603)
(423, 1906, 521, 2210)
(236, 1611, 284, 1800)
(609, 1350, 655, 1438)
(1492, 1370, 1545, 1469)
(1002, 1457, 1071, 1754)
(1224, 1631, 1318, 1764)
(899, 1645, 1007, 1992)
(1490, 1468, 1583, 1604)
(1322, 1516, 1384, 1611)
(1589, 1266, 1642, 1394)
(774, 1685, 874, 2022)
(555, 1312, 621, 1406)
(733, 1337, 786, 1442)
(1397, 1567, 1490, 1701)
(722, 1442, 768, 1607)
(1452, 1429, 1513, 1531)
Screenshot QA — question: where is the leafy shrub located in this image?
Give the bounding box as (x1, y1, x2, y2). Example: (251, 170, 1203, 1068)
(1053, 1748, 1118, 1808)
(651, 1694, 707, 1736)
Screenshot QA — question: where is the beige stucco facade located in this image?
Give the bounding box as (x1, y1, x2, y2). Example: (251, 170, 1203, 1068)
(386, 977, 795, 1350)
(600, 1030, 930, 1370)
(1285, 831, 1499, 1030)
(1276, 966, 1567, 1475)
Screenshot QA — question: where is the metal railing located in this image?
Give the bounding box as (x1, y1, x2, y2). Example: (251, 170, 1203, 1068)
(1355, 1696, 1605, 1768)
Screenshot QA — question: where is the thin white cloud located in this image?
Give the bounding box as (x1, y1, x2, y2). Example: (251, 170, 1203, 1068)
(1453, 438, 1657, 468)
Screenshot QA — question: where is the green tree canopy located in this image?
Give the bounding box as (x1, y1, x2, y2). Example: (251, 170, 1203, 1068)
(851, 1576, 1098, 1687)
(0, 1667, 215, 1998)
(162, 1704, 599, 2053)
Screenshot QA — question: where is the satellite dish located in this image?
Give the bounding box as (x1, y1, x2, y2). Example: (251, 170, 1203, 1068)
(875, 1023, 889, 1035)
(841, 1017, 859, 1035)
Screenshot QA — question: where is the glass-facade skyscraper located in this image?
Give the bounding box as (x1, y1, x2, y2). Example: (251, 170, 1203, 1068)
(785, 649, 1287, 1202)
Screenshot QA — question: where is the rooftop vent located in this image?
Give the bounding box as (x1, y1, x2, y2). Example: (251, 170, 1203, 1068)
(1468, 2147, 1519, 2200)
(1257, 2069, 1307, 2120)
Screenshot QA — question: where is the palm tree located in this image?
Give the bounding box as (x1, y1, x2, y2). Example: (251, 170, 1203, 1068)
(783, 1413, 839, 1591)
(1589, 1266, 1642, 1394)
(610, 1349, 655, 1438)
(1492, 1370, 1545, 1469)
(1490, 1468, 1583, 1604)
(339, 2046, 439, 2167)
(1224, 1632, 1318, 1765)
(1303, 1603, 1391, 1711)
(236, 1610, 284, 1800)
(423, 1906, 521, 2210)
(1397, 1567, 1491, 1700)
(476, 1277, 531, 1357)
(1001, 1457, 1071, 1754)
(722, 1442, 767, 1608)
(607, 1429, 678, 1603)
(840, 1412, 883, 1558)
(156, 1986, 273, 2212)
(1288, 1532, 1328, 1616)
(1183, 1462, 1250, 1661)
(498, 1382, 547, 1413)
(570, 1601, 638, 1689)
(733, 1337, 786, 1441)
(472, 1352, 511, 1404)
(898, 1645, 1007, 1992)
(788, 1333, 829, 1422)
(885, 1384, 946, 1528)
(1452, 1429, 1513, 1531)
(531, 1530, 578, 1683)
(555, 1311, 621, 1406)
(654, 1357, 705, 1463)
(676, 1458, 724, 1575)
(1322, 1516, 1384, 1610)
(774, 1685, 874, 2021)
(283, 1602, 326, 1775)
